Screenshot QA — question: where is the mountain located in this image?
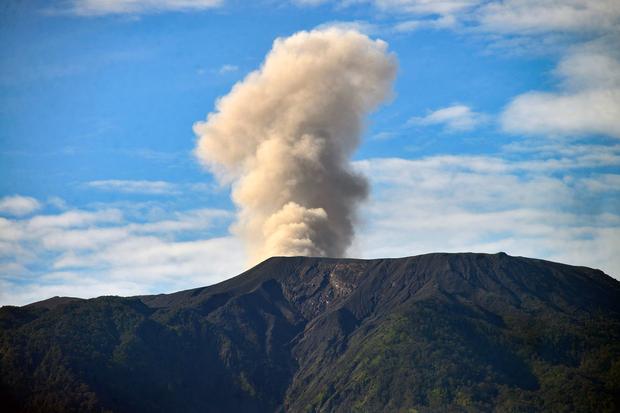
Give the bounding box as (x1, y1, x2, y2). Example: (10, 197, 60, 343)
(1, 252, 620, 412)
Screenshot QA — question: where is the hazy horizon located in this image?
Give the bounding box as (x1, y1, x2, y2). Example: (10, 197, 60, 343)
(1, 0, 619, 306)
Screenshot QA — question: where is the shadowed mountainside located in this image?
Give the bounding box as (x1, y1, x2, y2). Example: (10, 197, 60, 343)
(1, 252, 620, 412)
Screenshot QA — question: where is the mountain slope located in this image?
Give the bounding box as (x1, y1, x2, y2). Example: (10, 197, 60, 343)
(1, 253, 619, 412)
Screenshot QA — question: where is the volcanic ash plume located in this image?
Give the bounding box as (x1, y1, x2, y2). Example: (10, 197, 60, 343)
(194, 28, 397, 264)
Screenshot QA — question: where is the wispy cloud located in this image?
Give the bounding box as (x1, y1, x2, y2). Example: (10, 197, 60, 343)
(47, 197, 69, 211)
(316, 20, 381, 35)
(0, 202, 239, 306)
(393, 15, 457, 32)
(475, 2, 620, 140)
(338, 1, 620, 140)
(408, 105, 488, 132)
(3, 140, 620, 306)
(371, 0, 480, 16)
(501, 44, 620, 139)
(86, 180, 179, 195)
(218, 64, 239, 75)
(353, 144, 620, 278)
(57, 0, 224, 16)
(0, 195, 41, 216)
(342, 0, 620, 35)
(298, 1, 620, 52)
(84, 179, 217, 195)
(475, 0, 620, 34)
(27, 209, 123, 230)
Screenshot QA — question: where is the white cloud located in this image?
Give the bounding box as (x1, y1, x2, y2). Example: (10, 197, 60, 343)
(47, 196, 68, 210)
(37, 208, 232, 251)
(502, 89, 620, 138)
(579, 174, 620, 193)
(3, 146, 619, 306)
(370, 0, 479, 16)
(352, 149, 620, 278)
(0, 277, 148, 308)
(84, 179, 218, 195)
(361, 0, 620, 35)
(502, 48, 620, 138)
(0, 202, 241, 306)
(393, 15, 456, 32)
(292, 0, 478, 16)
(476, 0, 620, 34)
(299, 2, 619, 143)
(52, 236, 242, 283)
(409, 104, 487, 132)
(0, 195, 41, 216)
(297, 0, 620, 36)
(41, 226, 130, 251)
(62, 0, 223, 16)
(316, 20, 381, 35)
(27, 209, 123, 230)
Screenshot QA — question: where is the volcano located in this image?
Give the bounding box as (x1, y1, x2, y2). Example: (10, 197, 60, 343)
(1, 252, 619, 412)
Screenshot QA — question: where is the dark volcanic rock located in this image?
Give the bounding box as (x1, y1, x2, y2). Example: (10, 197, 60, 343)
(1, 253, 619, 412)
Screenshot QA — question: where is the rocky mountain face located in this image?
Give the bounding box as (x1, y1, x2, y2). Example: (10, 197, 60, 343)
(1, 252, 619, 412)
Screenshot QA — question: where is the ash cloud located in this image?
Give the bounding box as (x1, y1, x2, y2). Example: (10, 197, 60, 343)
(194, 28, 397, 264)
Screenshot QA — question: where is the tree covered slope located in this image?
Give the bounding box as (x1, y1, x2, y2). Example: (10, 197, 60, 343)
(1, 253, 619, 412)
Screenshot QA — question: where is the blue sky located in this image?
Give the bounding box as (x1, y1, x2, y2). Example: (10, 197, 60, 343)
(1, 0, 619, 305)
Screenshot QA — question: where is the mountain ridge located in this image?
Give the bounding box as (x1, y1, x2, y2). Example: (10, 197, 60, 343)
(17, 252, 616, 313)
(2, 252, 620, 412)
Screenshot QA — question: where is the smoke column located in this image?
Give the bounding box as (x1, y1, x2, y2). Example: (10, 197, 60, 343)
(194, 28, 397, 264)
